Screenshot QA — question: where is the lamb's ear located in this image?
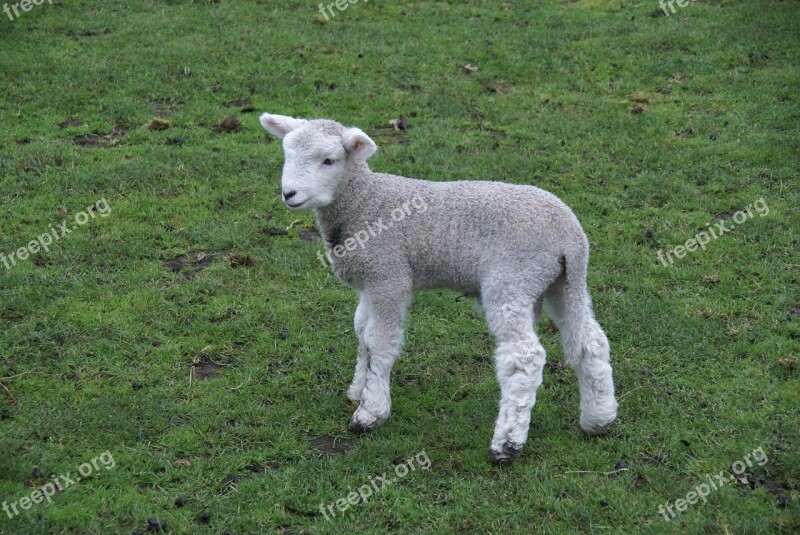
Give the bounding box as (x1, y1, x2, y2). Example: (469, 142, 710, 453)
(259, 113, 307, 139)
(343, 127, 377, 161)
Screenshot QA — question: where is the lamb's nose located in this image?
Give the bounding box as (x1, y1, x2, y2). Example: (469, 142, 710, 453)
(283, 190, 297, 201)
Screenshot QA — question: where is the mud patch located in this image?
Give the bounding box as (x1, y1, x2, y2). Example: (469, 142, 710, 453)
(298, 229, 319, 241)
(712, 210, 737, 222)
(68, 27, 111, 40)
(163, 252, 216, 281)
(188, 351, 226, 380)
(73, 126, 127, 148)
(760, 480, 791, 508)
(284, 502, 318, 517)
(147, 118, 172, 131)
(59, 118, 82, 129)
(228, 252, 256, 267)
(486, 82, 511, 94)
(212, 116, 242, 133)
(309, 435, 355, 456)
(246, 461, 281, 473)
(218, 461, 279, 494)
(226, 98, 255, 113)
(192, 361, 221, 380)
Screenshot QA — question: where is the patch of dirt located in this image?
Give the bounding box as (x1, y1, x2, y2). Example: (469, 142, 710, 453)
(298, 229, 319, 241)
(73, 126, 127, 148)
(389, 115, 410, 131)
(188, 352, 226, 380)
(636, 228, 657, 246)
(212, 116, 242, 133)
(732, 460, 792, 508)
(59, 118, 82, 129)
(760, 481, 791, 508)
(265, 227, 288, 236)
(246, 461, 281, 473)
(218, 460, 281, 494)
(163, 251, 215, 281)
(630, 103, 647, 114)
(225, 98, 255, 113)
(486, 82, 511, 94)
(192, 361, 221, 380)
(283, 503, 318, 517)
(68, 27, 112, 40)
(228, 252, 255, 267)
(147, 118, 171, 131)
(309, 435, 355, 456)
(713, 210, 737, 221)
(787, 307, 800, 320)
(313, 81, 339, 92)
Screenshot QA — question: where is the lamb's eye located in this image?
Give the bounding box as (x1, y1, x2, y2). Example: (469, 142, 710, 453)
(322, 158, 335, 165)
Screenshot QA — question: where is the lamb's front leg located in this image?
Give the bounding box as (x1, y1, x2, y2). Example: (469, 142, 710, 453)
(348, 285, 411, 433)
(347, 292, 371, 402)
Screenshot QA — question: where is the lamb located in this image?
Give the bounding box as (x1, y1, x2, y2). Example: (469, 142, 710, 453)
(260, 113, 618, 464)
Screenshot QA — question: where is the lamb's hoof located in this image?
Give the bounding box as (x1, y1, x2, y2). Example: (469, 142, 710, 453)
(488, 442, 524, 465)
(348, 420, 372, 434)
(348, 406, 387, 434)
(580, 416, 616, 436)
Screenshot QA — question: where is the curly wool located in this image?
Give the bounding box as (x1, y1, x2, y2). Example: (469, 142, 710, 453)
(261, 113, 618, 464)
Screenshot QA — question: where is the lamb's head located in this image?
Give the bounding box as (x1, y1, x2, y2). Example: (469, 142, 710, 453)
(260, 113, 377, 211)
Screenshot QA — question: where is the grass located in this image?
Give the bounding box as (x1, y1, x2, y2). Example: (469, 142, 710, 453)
(0, 0, 798, 533)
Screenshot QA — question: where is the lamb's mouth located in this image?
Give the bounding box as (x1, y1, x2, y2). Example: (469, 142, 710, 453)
(285, 199, 307, 209)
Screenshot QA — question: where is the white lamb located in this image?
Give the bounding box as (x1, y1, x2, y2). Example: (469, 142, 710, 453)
(260, 113, 618, 464)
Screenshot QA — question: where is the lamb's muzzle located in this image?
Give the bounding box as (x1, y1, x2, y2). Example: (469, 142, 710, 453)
(261, 112, 619, 464)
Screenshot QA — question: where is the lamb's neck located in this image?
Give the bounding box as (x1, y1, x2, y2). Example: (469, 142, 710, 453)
(314, 164, 374, 246)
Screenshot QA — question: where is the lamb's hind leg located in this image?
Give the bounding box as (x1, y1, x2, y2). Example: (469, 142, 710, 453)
(544, 274, 617, 435)
(347, 292, 371, 402)
(484, 299, 547, 465)
(348, 284, 411, 433)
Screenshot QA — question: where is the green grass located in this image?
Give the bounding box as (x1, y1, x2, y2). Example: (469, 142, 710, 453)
(1, 0, 798, 533)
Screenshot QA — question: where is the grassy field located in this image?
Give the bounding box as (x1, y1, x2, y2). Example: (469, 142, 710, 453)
(1, 0, 798, 533)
